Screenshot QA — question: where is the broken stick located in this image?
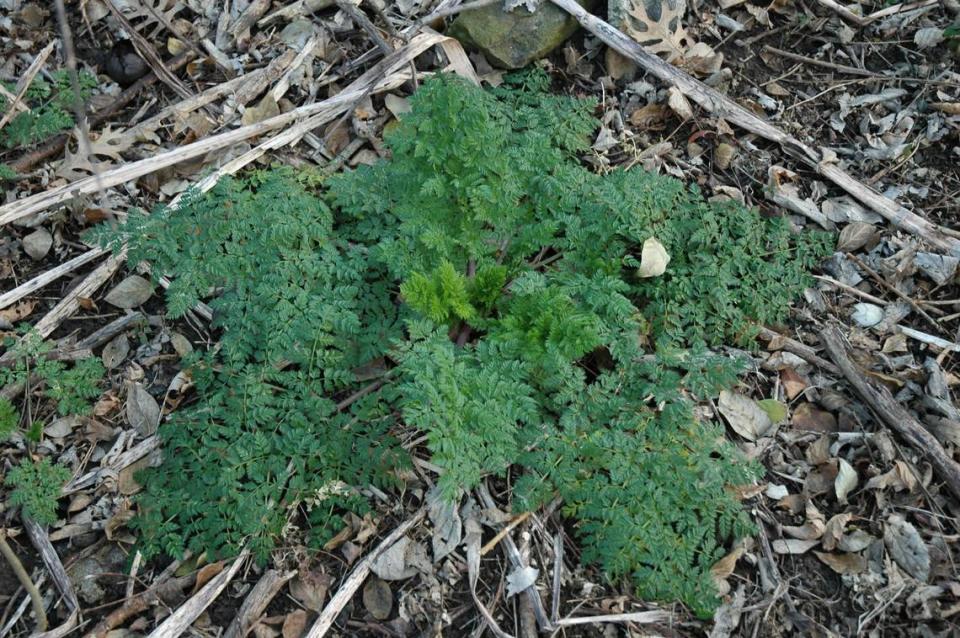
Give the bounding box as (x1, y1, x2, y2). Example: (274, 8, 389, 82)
(820, 325, 960, 502)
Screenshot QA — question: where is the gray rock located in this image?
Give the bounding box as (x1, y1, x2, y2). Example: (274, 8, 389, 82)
(448, 0, 594, 69)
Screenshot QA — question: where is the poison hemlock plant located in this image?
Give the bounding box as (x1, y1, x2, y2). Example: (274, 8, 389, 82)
(4, 457, 71, 525)
(0, 328, 105, 437)
(95, 70, 830, 616)
(0, 70, 97, 149)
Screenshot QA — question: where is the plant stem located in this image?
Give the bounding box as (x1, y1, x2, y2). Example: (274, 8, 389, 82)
(0, 529, 47, 632)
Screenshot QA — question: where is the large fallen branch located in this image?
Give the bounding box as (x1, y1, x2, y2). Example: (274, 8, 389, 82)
(0, 31, 451, 227)
(549, 0, 960, 256)
(820, 325, 960, 503)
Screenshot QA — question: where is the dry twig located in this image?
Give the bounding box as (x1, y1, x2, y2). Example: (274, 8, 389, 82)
(0, 530, 47, 633)
(820, 325, 960, 502)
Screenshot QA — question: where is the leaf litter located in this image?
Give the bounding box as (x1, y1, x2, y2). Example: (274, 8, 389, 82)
(1, 0, 960, 635)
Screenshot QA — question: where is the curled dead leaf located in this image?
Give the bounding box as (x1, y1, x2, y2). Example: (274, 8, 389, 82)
(835, 458, 858, 503)
(710, 546, 744, 596)
(637, 237, 670, 278)
(667, 86, 693, 121)
(718, 390, 774, 441)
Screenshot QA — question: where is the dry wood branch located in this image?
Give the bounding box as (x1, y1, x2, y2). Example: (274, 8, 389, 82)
(817, 0, 939, 25)
(0, 41, 56, 132)
(548, 0, 960, 256)
(304, 510, 426, 638)
(33, 610, 78, 638)
(0, 346, 92, 369)
(74, 312, 146, 349)
(223, 569, 296, 638)
(23, 516, 80, 614)
(9, 52, 193, 174)
(0, 530, 47, 633)
(846, 252, 940, 330)
(554, 611, 671, 627)
(0, 248, 105, 311)
(85, 572, 196, 638)
(0, 32, 449, 227)
(64, 434, 159, 495)
(31, 252, 125, 339)
(820, 325, 960, 502)
(476, 484, 552, 631)
(0, 84, 30, 118)
(757, 327, 841, 375)
(145, 554, 247, 638)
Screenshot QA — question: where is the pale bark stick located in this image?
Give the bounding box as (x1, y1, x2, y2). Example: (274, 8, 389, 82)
(145, 554, 247, 638)
(304, 510, 426, 638)
(820, 325, 960, 502)
(0, 41, 56, 131)
(223, 569, 296, 638)
(0, 248, 106, 311)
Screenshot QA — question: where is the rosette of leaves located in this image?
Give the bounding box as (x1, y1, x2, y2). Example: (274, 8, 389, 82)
(99, 70, 828, 615)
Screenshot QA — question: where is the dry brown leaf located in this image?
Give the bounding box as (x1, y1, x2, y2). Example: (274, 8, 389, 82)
(243, 94, 281, 126)
(780, 367, 807, 400)
(289, 569, 332, 612)
(680, 42, 723, 76)
(117, 456, 152, 496)
(765, 81, 790, 97)
(605, 49, 638, 80)
(710, 546, 744, 596)
(611, 0, 689, 61)
(193, 561, 225, 594)
(667, 86, 693, 120)
(792, 402, 837, 433)
(127, 382, 161, 436)
(45, 415, 81, 438)
(865, 461, 918, 492)
(804, 460, 839, 497)
(782, 523, 823, 541)
(837, 222, 879, 252)
(718, 390, 774, 441)
(822, 513, 852, 551)
(714, 142, 736, 170)
(629, 103, 669, 130)
(885, 514, 930, 581)
(931, 102, 960, 115)
(362, 577, 392, 620)
(815, 551, 866, 574)
(281, 609, 308, 638)
(102, 333, 130, 369)
(0, 299, 38, 324)
(88, 126, 137, 161)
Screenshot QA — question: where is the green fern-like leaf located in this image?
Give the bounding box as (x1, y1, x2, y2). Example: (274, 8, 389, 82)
(96, 70, 828, 615)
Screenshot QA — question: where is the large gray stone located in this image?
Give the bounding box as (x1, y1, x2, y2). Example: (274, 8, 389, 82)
(448, 0, 594, 69)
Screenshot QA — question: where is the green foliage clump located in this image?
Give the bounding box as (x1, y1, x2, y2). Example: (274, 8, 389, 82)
(0, 163, 16, 182)
(0, 329, 106, 440)
(97, 71, 829, 615)
(0, 398, 17, 439)
(94, 168, 405, 559)
(4, 457, 71, 525)
(0, 70, 97, 149)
